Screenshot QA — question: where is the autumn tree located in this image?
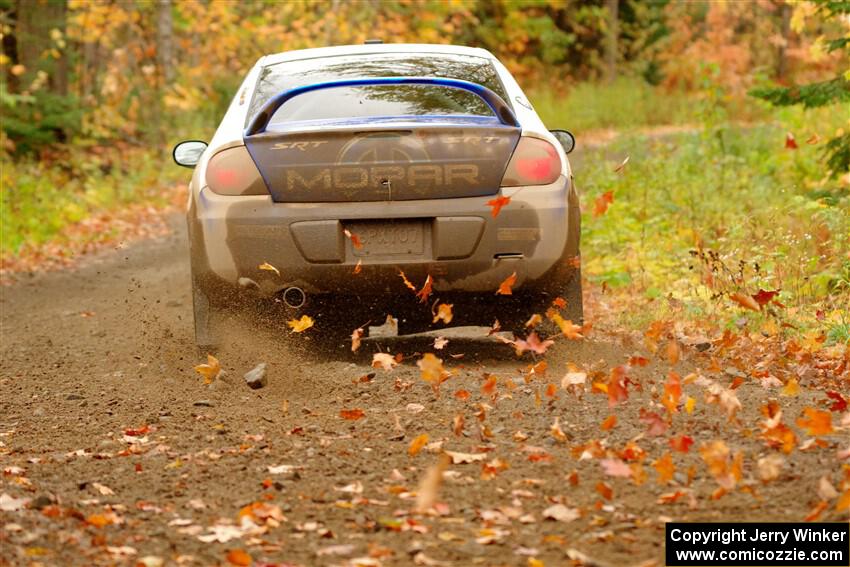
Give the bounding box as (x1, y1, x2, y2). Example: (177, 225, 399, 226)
(751, 0, 850, 177)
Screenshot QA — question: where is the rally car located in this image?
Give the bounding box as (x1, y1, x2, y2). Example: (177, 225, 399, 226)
(173, 43, 581, 348)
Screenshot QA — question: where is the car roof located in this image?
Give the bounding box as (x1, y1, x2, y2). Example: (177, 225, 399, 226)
(260, 43, 495, 67)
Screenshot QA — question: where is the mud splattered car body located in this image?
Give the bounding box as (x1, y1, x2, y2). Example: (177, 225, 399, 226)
(173, 43, 581, 347)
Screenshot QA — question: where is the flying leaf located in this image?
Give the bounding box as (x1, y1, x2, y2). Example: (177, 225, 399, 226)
(510, 332, 554, 356)
(416, 275, 433, 303)
(669, 435, 694, 453)
(340, 409, 365, 421)
(730, 292, 760, 311)
(496, 272, 517, 295)
(372, 353, 398, 372)
(796, 407, 833, 436)
(785, 132, 798, 149)
(258, 262, 280, 277)
(549, 312, 583, 339)
(194, 354, 221, 385)
(343, 229, 363, 249)
(486, 195, 511, 218)
(408, 434, 429, 457)
(699, 440, 742, 490)
(525, 313, 542, 328)
(353, 259, 362, 275)
(653, 452, 675, 484)
(601, 459, 632, 478)
(805, 134, 820, 145)
(596, 481, 613, 500)
(826, 391, 847, 412)
(550, 416, 568, 443)
(351, 327, 364, 352)
(445, 451, 486, 464)
(399, 270, 416, 291)
(542, 504, 580, 522)
(415, 453, 450, 512)
(417, 353, 451, 395)
(226, 549, 252, 566)
(593, 190, 615, 217)
(661, 371, 682, 414)
(433, 303, 453, 325)
(606, 365, 630, 407)
(639, 408, 668, 436)
(287, 315, 314, 333)
(752, 288, 780, 307)
(757, 454, 785, 483)
(613, 155, 630, 173)
(780, 377, 800, 397)
(434, 337, 448, 350)
(600, 415, 617, 431)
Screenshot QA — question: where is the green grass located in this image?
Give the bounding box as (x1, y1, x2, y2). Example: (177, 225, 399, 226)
(0, 144, 183, 255)
(574, 103, 850, 330)
(529, 76, 768, 133)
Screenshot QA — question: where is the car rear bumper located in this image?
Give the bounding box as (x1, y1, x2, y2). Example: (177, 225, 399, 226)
(188, 176, 578, 296)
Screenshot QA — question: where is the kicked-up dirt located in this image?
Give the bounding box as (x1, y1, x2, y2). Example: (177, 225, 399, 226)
(1, 216, 848, 567)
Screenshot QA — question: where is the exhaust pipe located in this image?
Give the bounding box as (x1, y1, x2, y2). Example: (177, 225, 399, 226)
(282, 286, 306, 309)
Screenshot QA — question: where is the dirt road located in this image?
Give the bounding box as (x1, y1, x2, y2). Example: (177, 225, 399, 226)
(1, 216, 847, 567)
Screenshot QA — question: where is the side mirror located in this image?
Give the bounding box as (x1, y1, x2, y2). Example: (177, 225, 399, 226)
(173, 140, 208, 168)
(550, 130, 575, 154)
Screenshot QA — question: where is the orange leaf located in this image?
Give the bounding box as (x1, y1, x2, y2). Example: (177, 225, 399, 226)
(481, 374, 497, 396)
(408, 433, 429, 457)
(600, 415, 617, 431)
(351, 327, 364, 353)
(416, 275, 433, 303)
(595, 481, 613, 500)
(353, 259, 362, 274)
(399, 270, 416, 291)
(669, 435, 694, 453)
(343, 229, 364, 249)
(780, 377, 800, 397)
(653, 452, 675, 484)
(432, 303, 453, 324)
(661, 371, 682, 414)
(730, 292, 760, 311)
(486, 195, 511, 218)
(496, 271, 517, 295)
(666, 340, 680, 365)
(226, 549, 252, 566)
(796, 407, 833, 436)
(454, 389, 470, 401)
(785, 132, 798, 150)
(593, 190, 614, 217)
(340, 408, 365, 420)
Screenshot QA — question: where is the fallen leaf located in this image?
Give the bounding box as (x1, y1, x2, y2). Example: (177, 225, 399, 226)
(372, 353, 398, 372)
(258, 262, 280, 276)
(194, 354, 221, 385)
(542, 504, 579, 522)
(340, 409, 365, 421)
(225, 549, 252, 566)
(600, 415, 617, 431)
(669, 435, 694, 453)
(445, 451, 486, 464)
(408, 434, 429, 457)
(287, 315, 314, 333)
(496, 272, 517, 295)
(595, 481, 613, 500)
(601, 459, 632, 478)
(757, 454, 785, 483)
(486, 195, 511, 218)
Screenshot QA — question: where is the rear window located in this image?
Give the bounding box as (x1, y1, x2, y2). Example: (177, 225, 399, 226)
(248, 53, 509, 125)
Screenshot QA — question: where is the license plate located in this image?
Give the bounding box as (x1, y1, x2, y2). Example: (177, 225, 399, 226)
(346, 221, 424, 257)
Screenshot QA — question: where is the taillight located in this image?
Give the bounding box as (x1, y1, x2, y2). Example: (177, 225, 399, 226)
(501, 137, 561, 187)
(206, 146, 267, 196)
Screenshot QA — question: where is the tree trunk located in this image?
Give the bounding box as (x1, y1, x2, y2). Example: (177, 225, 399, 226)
(12, 0, 68, 95)
(605, 0, 618, 83)
(156, 0, 175, 84)
(776, 2, 791, 82)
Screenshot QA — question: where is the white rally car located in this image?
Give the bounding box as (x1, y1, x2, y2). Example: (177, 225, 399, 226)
(173, 42, 581, 348)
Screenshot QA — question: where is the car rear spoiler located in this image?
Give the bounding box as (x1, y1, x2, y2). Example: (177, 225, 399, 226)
(243, 76, 520, 137)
